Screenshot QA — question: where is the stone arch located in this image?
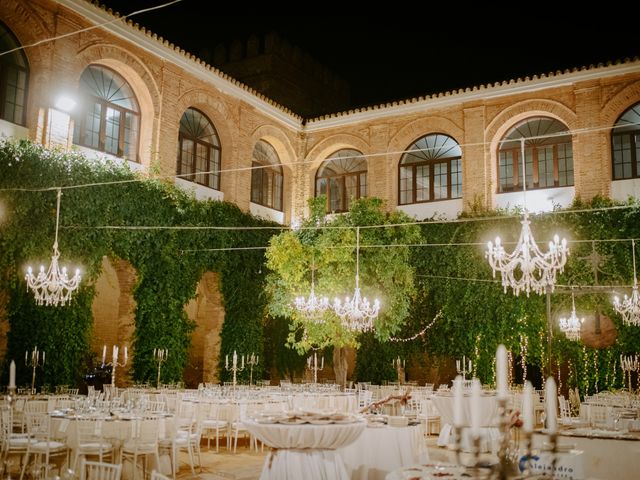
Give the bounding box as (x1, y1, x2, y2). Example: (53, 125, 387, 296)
(387, 117, 465, 206)
(599, 80, 640, 183)
(173, 90, 239, 197)
(249, 124, 297, 222)
(601, 79, 640, 127)
(0, 2, 53, 134)
(74, 44, 160, 168)
(91, 256, 138, 388)
(485, 99, 578, 204)
(184, 271, 225, 387)
(304, 133, 371, 205)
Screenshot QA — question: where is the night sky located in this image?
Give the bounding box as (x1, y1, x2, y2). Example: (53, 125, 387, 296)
(99, 1, 640, 109)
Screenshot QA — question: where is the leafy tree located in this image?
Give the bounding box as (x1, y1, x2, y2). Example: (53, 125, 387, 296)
(265, 196, 421, 386)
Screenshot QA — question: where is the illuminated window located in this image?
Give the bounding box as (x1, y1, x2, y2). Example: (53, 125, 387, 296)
(315, 149, 367, 213)
(73, 65, 140, 162)
(498, 117, 573, 192)
(251, 140, 283, 211)
(612, 103, 640, 180)
(399, 134, 462, 204)
(0, 21, 28, 125)
(177, 108, 221, 190)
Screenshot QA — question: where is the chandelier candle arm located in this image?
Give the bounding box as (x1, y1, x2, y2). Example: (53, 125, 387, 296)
(485, 138, 568, 296)
(333, 227, 381, 330)
(25, 189, 81, 306)
(559, 289, 584, 341)
(294, 252, 330, 318)
(613, 239, 640, 326)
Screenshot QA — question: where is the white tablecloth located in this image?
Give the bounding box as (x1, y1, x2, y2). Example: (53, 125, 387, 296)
(244, 419, 366, 480)
(532, 431, 640, 480)
(431, 394, 500, 452)
(339, 424, 428, 480)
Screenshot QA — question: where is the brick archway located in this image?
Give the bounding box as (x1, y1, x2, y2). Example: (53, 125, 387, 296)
(91, 257, 137, 387)
(184, 271, 225, 387)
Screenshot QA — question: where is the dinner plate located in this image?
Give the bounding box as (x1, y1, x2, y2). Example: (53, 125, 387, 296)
(308, 419, 333, 425)
(277, 418, 307, 425)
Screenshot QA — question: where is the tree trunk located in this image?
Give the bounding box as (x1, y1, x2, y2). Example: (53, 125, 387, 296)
(333, 347, 349, 389)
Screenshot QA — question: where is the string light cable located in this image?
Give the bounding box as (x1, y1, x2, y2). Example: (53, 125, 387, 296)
(1, 119, 639, 194)
(388, 310, 443, 342)
(0, 1, 184, 58)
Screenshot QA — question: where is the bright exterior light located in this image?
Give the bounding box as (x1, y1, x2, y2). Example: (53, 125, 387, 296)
(25, 189, 81, 306)
(333, 227, 380, 331)
(486, 138, 568, 296)
(54, 95, 76, 112)
(613, 239, 640, 326)
(559, 290, 584, 341)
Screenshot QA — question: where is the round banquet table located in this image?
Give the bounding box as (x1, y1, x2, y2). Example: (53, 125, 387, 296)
(243, 418, 366, 480)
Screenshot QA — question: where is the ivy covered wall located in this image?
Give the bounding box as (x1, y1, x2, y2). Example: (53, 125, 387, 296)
(0, 140, 271, 388)
(2, 139, 639, 395)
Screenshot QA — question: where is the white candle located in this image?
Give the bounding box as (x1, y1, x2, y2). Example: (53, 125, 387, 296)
(496, 344, 508, 399)
(225, 355, 229, 368)
(42, 351, 45, 365)
(470, 378, 481, 437)
(545, 377, 558, 434)
(256, 355, 259, 364)
(9, 360, 16, 388)
(25, 350, 28, 363)
(241, 355, 244, 369)
(523, 381, 533, 433)
(307, 356, 311, 368)
(320, 357, 324, 369)
(102, 345, 107, 364)
(453, 375, 463, 427)
(233, 350, 237, 367)
(463, 355, 466, 371)
(124, 346, 128, 360)
(468, 359, 472, 372)
(456, 359, 460, 370)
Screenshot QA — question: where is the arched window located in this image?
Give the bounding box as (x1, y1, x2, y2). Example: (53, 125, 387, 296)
(177, 108, 221, 190)
(498, 117, 573, 192)
(612, 103, 640, 180)
(0, 21, 29, 125)
(315, 149, 367, 213)
(73, 65, 140, 162)
(399, 133, 462, 204)
(251, 140, 283, 211)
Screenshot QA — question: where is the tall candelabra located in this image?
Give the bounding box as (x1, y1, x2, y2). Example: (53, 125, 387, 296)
(392, 356, 405, 383)
(25, 346, 45, 394)
(450, 348, 561, 480)
(247, 353, 259, 386)
(306, 352, 324, 384)
(456, 355, 472, 380)
(153, 348, 168, 389)
(620, 354, 639, 393)
(225, 350, 244, 388)
(102, 344, 128, 386)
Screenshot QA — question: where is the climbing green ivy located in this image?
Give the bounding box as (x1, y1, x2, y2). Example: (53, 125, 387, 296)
(0, 139, 271, 388)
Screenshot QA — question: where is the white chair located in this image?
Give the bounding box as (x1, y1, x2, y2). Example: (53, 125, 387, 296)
(20, 412, 68, 480)
(72, 418, 114, 472)
(150, 470, 171, 480)
(80, 459, 122, 480)
(200, 403, 228, 452)
(120, 417, 160, 480)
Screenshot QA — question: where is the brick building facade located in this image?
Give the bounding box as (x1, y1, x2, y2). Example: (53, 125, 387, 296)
(2, 0, 640, 385)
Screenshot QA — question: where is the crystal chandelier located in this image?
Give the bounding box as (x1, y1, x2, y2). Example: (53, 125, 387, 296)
(294, 254, 329, 319)
(613, 239, 640, 326)
(559, 290, 584, 341)
(334, 227, 380, 331)
(486, 138, 569, 296)
(25, 189, 81, 306)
